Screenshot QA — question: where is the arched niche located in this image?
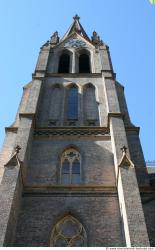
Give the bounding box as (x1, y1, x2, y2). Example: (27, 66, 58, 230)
(83, 83, 99, 126)
(48, 84, 63, 126)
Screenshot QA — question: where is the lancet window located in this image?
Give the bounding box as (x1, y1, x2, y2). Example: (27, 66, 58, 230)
(67, 85, 78, 120)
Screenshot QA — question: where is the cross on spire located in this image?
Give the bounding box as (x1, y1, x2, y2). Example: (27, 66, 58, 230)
(15, 145, 21, 154)
(121, 146, 128, 154)
(73, 14, 80, 20)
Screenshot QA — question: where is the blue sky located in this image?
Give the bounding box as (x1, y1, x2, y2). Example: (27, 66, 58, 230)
(0, 0, 154, 161)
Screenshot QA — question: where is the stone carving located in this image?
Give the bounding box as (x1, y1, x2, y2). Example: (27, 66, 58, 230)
(91, 31, 104, 45)
(50, 31, 59, 44)
(4, 145, 22, 169)
(118, 146, 134, 169)
(64, 38, 86, 48)
(34, 128, 110, 137)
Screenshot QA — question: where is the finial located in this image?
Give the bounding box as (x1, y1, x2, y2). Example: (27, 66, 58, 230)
(92, 30, 102, 45)
(50, 31, 59, 45)
(93, 31, 97, 36)
(15, 145, 21, 154)
(73, 14, 80, 20)
(121, 146, 128, 154)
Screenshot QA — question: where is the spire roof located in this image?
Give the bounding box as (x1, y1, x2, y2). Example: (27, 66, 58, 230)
(61, 15, 91, 42)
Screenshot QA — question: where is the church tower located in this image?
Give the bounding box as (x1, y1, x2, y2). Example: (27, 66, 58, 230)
(0, 15, 154, 247)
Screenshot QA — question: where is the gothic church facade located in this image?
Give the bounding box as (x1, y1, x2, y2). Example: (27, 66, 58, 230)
(0, 15, 155, 247)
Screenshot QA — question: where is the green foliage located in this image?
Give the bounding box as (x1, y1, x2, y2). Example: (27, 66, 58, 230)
(149, 0, 155, 4)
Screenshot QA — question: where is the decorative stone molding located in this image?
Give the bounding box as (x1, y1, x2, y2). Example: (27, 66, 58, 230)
(118, 146, 134, 169)
(4, 145, 22, 169)
(34, 128, 110, 137)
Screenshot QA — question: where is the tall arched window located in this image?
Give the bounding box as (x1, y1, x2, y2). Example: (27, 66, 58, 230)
(48, 85, 62, 125)
(83, 83, 99, 126)
(58, 54, 70, 73)
(67, 85, 78, 120)
(50, 215, 87, 247)
(61, 148, 81, 184)
(79, 54, 90, 73)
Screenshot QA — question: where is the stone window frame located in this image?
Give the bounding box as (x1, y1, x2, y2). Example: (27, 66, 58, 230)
(50, 214, 87, 247)
(83, 82, 100, 126)
(64, 83, 80, 125)
(60, 148, 81, 185)
(57, 49, 73, 73)
(75, 48, 92, 73)
(48, 83, 63, 126)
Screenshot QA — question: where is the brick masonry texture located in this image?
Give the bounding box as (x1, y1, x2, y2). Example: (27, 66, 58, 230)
(0, 17, 154, 247)
(15, 195, 125, 247)
(26, 138, 115, 186)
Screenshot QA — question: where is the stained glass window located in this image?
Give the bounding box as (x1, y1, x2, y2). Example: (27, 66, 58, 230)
(67, 86, 78, 120)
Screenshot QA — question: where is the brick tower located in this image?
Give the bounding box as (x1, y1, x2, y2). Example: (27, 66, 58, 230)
(0, 15, 154, 247)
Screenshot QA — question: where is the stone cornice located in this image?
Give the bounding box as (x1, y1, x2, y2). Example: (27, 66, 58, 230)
(19, 113, 35, 118)
(45, 72, 102, 78)
(5, 127, 18, 133)
(126, 126, 140, 133)
(23, 185, 117, 196)
(101, 70, 116, 80)
(107, 113, 140, 133)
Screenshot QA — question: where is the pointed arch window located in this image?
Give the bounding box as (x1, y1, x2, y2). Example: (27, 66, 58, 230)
(48, 84, 62, 125)
(50, 215, 87, 247)
(61, 148, 81, 184)
(67, 85, 78, 120)
(83, 83, 99, 125)
(79, 54, 90, 73)
(58, 53, 70, 73)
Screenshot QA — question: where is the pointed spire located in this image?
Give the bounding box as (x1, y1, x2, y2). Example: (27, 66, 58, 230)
(61, 15, 91, 42)
(73, 14, 80, 21)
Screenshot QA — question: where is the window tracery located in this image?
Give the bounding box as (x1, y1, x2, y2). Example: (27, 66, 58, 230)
(50, 215, 87, 247)
(60, 148, 81, 184)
